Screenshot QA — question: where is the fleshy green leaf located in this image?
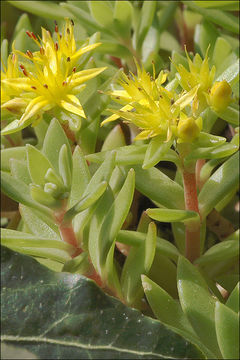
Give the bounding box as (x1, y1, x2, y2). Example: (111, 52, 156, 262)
(58, 144, 72, 190)
(143, 137, 179, 169)
(177, 256, 221, 358)
(26, 144, 55, 187)
(226, 282, 239, 313)
(216, 105, 239, 126)
(86, 144, 147, 165)
(195, 240, 239, 266)
(198, 152, 239, 219)
(184, 143, 238, 164)
(101, 125, 126, 151)
(68, 146, 91, 209)
(136, 0, 157, 50)
(113, 0, 133, 38)
(147, 208, 199, 223)
(10, 159, 31, 185)
(1, 146, 27, 172)
(89, 1, 114, 28)
(42, 118, 72, 174)
(215, 302, 239, 359)
(216, 59, 239, 86)
(121, 223, 156, 306)
(19, 205, 60, 240)
(116, 230, 180, 262)
(131, 165, 185, 210)
(8, 0, 73, 20)
(1, 170, 50, 215)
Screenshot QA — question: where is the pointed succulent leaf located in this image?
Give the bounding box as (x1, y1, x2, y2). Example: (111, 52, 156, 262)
(98, 169, 135, 268)
(147, 208, 199, 223)
(226, 282, 239, 313)
(1, 146, 26, 172)
(116, 230, 179, 262)
(215, 301, 239, 360)
(121, 223, 156, 306)
(143, 137, 179, 169)
(68, 146, 91, 209)
(1, 171, 50, 215)
(58, 144, 72, 190)
(62, 252, 90, 274)
(27, 144, 55, 187)
(86, 144, 147, 165)
(184, 143, 238, 165)
(64, 181, 108, 221)
(101, 125, 126, 151)
(10, 159, 31, 185)
(42, 118, 72, 174)
(19, 205, 60, 240)
(113, 1, 133, 38)
(177, 256, 222, 358)
(198, 152, 239, 219)
(195, 240, 239, 266)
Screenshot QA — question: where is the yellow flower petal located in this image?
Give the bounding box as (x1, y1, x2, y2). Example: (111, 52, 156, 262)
(60, 99, 86, 118)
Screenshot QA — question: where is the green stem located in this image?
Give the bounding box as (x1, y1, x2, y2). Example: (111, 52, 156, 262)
(182, 168, 201, 263)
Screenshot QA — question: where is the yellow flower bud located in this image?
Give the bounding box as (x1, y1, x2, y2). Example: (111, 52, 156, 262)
(177, 117, 201, 143)
(209, 80, 232, 112)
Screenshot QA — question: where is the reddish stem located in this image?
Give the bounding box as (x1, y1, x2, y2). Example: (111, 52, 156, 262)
(182, 169, 201, 263)
(195, 159, 206, 191)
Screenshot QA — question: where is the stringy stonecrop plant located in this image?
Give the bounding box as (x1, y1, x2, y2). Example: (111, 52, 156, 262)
(1, 5, 239, 360)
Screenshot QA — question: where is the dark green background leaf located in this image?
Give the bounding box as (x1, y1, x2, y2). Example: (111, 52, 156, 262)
(1, 247, 204, 359)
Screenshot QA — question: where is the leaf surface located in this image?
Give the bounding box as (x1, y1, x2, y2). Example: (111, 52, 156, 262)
(1, 247, 205, 359)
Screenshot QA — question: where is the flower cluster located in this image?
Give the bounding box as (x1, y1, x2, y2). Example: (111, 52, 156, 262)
(1, 19, 106, 134)
(101, 50, 232, 144)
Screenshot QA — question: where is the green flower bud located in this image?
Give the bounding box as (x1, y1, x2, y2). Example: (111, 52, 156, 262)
(177, 117, 201, 143)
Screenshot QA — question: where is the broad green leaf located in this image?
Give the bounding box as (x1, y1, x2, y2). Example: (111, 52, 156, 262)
(42, 118, 72, 174)
(68, 146, 91, 209)
(147, 209, 199, 223)
(113, 1, 133, 38)
(132, 165, 185, 210)
(89, 1, 114, 28)
(195, 240, 239, 266)
(136, 0, 156, 50)
(215, 302, 239, 359)
(86, 144, 147, 165)
(142, 275, 216, 359)
(101, 125, 126, 151)
(58, 144, 72, 190)
(226, 282, 239, 313)
(143, 137, 179, 169)
(198, 152, 239, 219)
(177, 256, 222, 358)
(1, 170, 50, 215)
(1, 146, 26, 172)
(26, 144, 55, 187)
(19, 205, 60, 240)
(116, 230, 180, 262)
(10, 159, 31, 185)
(1, 247, 205, 359)
(8, 0, 73, 20)
(121, 223, 156, 306)
(64, 181, 107, 221)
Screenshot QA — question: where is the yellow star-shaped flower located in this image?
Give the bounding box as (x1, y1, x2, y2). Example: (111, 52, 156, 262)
(1, 19, 106, 135)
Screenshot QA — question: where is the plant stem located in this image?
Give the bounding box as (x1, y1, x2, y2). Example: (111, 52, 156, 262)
(196, 159, 206, 190)
(182, 168, 201, 263)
